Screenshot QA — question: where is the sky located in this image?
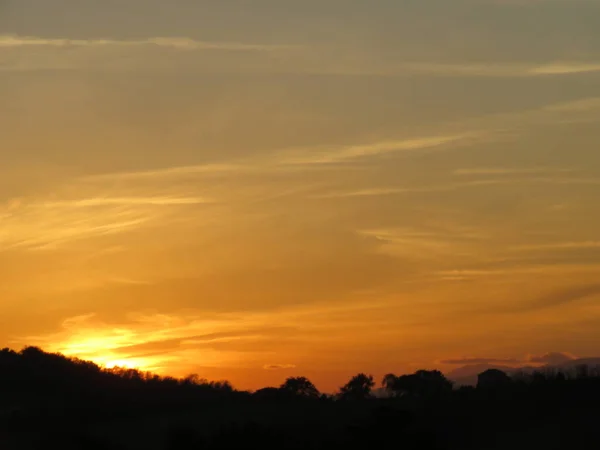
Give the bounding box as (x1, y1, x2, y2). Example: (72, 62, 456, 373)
(1, 0, 600, 392)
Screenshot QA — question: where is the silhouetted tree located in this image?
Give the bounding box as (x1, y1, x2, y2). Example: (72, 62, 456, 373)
(576, 364, 590, 379)
(477, 369, 512, 390)
(280, 376, 320, 398)
(210, 380, 234, 392)
(253, 387, 284, 401)
(4, 344, 600, 450)
(383, 370, 452, 398)
(382, 373, 399, 394)
(339, 373, 375, 400)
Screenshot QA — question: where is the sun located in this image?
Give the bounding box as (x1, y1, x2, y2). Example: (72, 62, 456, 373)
(104, 358, 140, 370)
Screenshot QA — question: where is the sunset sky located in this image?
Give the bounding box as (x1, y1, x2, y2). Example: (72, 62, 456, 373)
(1, 0, 600, 392)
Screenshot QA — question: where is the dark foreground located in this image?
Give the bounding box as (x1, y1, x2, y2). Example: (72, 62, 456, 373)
(1, 347, 599, 449)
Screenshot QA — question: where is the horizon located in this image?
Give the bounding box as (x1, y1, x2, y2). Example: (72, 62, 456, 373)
(2, 0, 600, 393)
(4, 344, 596, 394)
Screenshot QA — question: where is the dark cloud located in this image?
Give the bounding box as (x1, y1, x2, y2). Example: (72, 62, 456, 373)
(527, 352, 576, 365)
(440, 357, 521, 365)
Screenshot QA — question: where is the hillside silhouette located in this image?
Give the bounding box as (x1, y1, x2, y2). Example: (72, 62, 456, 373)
(1, 346, 600, 449)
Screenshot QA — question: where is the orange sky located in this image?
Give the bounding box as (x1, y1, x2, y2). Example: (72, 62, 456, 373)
(1, 0, 600, 392)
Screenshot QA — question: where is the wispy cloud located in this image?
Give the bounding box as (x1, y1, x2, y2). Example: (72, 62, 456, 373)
(83, 164, 248, 182)
(404, 62, 600, 77)
(15, 300, 390, 375)
(3, 34, 600, 79)
(357, 226, 487, 261)
(82, 134, 477, 185)
(0, 194, 212, 251)
(40, 196, 212, 207)
(509, 241, 600, 252)
(441, 352, 577, 367)
(524, 284, 600, 311)
(0, 35, 295, 52)
(313, 186, 447, 199)
(263, 364, 296, 370)
(436, 264, 600, 280)
(314, 176, 600, 199)
(542, 97, 600, 113)
(531, 63, 600, 76)
(277, 134, 478, 165)
(527, 352, 576, 365)
(440, 357, 520, 365)
(453, 167, 576, 176)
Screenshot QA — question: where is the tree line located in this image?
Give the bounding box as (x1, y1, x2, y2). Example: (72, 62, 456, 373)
(2, 346, 599, 403)
(2, 346, 600, 449)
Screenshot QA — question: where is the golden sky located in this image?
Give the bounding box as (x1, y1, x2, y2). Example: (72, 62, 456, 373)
(1, 0, 600, 392)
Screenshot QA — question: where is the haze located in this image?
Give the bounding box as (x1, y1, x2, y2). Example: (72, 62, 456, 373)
(1, 0, 600, 392)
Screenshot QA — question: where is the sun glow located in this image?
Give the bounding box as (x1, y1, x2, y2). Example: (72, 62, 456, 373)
(33, 320, 162, 373)
(103, 358, 145, 370)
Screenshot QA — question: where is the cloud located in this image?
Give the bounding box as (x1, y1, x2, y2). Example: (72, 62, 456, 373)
(527, 352, 577, 365)
(528, 284, 600, 310)
(263, 364, 297, 370)
(481, 284, 600, 313)
(39, 196, 212, 207)
(3, 34, 600, 79)
(113, 326, 296, 356)
(83, 164, 248, 182)
(542, 97, 600, 113)
(355, 226, 487, 262)
(441, 352, 578, 367)
(531, 63, 600, 76)
(313, 186, 450, 199)
(509, 242, 600, 252)
(277, 134, 478, 165)
(435, 264, 600, 281)
(404, 62, 600, 78)
(453, 167, 576, 176)
(14, 300, 389, 376)
(440, 357, 521, 365)
(314, 174, 600, 199)
(0, 192, 215, 251)
(0, 35, 294, 52)
(2, 216, 150, 251)
(84, 134, 480, 186)
(17, 312, 296, 373)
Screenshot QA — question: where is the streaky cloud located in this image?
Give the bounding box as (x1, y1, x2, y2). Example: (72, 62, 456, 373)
(542, 97, 600, 113)
(39, 196, 213, 207)
(509, 241, 600, 252)
(440, 357, 521, 365)
(263, 364, 297, 370)
(277, 133, 478, 165)
(404, 61, 600, 77)
(436, 264, 600, 280)
(313, 176, 600, 199)
(527, 352, 576, 365)
(83, 134, 474, 185)
(0, 34, 296, 52)
(453, 167, 576, 176)
(83, 164, 247, 182)
(525, 284, 600, 311)
(531, 63, 600, 75)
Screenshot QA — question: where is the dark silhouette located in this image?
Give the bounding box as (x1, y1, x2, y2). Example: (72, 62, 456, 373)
(1, 346, 600, 449)
(477, 368, 512, 389)
(280, 376, 320, 398)
(383, 370, 453, 399)
(338, 373, 375, 400)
